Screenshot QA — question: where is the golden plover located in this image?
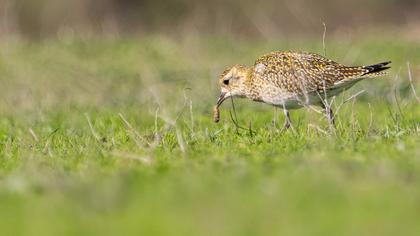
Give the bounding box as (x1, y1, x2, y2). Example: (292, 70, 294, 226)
(214, 51, 390, 128)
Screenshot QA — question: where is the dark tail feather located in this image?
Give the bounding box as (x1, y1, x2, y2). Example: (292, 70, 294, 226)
(362, 61, 391, 75)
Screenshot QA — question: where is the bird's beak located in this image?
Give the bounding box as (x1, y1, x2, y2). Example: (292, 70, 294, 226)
(216, 91, 227, 107)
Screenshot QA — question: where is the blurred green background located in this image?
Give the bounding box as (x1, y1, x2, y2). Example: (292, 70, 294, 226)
(0, 1, 419, 236)
(1, 0, 420, 39)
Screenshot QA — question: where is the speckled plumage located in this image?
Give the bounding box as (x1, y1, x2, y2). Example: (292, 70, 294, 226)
(214, 51, 391, 127)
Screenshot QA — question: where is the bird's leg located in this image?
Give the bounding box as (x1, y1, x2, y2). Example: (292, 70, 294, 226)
(279, 109, 297, 134)
(321, 103, 335, 129)
(272, 107, 279, 127)
(327, 107, 335, 127)
(282, 109, 292, 130)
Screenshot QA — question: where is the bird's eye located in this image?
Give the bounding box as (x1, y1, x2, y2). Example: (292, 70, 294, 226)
(223, 79, 229, 85)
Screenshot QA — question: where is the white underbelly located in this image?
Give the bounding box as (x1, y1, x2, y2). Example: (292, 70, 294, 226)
(267, 94, 323, 109)
(260, 87, 348, 110)
(259, 78, 362, 109)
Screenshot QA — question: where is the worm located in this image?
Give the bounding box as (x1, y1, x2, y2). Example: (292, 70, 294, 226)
(213, 105, 220, 123)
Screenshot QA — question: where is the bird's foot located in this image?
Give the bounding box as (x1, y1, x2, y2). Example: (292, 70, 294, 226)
(279, 119, 295, 134)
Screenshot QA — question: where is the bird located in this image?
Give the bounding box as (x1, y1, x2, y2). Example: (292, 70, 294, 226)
(213, 51, 390, 129)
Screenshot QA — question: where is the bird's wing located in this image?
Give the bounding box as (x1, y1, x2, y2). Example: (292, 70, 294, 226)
(253, 51, 376, 94)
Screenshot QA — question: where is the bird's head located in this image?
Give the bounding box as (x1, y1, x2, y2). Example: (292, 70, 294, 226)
(216, 64, 251, 107)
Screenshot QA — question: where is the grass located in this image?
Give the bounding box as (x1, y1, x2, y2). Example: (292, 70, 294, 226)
(0, 36, 419, 236)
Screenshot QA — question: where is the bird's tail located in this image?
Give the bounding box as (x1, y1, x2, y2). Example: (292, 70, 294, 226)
(362, 61, 391, 77)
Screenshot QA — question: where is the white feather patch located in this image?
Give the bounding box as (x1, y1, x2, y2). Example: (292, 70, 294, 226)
(254, 63, 266, 73)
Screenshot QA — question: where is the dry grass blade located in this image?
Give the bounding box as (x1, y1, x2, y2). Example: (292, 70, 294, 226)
(28, 128, 39, 142)
(85, 113, 101, 142)
(407, 62, 420, 103)
(368, 102, 374, 133)
(334, 90, 365, 115)
(308, 124, 328, 135)
(119, 113, 150, 147)
(322, 21, 327, 57)
(152, 107, 161, 147)
(175, 127, 186, 153)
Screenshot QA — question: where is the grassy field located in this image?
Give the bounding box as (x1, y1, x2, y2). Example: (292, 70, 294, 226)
(0, 36, 419, 236)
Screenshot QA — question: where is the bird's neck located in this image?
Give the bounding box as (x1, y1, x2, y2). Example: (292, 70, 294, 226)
(243, 67, 261, 101)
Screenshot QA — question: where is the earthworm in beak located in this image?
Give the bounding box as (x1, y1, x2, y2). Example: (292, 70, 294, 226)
(213, 92, 227, 123)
